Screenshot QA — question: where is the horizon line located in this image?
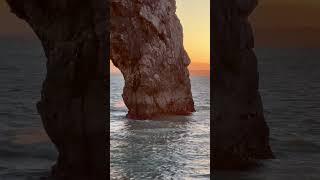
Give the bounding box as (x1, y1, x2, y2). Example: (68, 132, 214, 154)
(110, 72, 210, 77)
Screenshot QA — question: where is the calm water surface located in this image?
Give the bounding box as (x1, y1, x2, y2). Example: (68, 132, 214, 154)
(216, 49, 320, 180)
(110, 75, 210, 179)
(0, 39, 56, 179)
(2, 39, 319, 180)
(0, 39, 210, 179)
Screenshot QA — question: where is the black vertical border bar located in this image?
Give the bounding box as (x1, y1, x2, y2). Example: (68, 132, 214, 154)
(93, 0, 111, 177)
(210, 0, 215, 178)
(91, 0, 110, 178)
(106, 0, 111, 177)
(93, 0, 110, 178)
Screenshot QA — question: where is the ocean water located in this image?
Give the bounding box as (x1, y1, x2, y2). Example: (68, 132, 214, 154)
(2, 38, 319, 180)
(216, 49, 320, 179)
(0, 39, 210, 179)
(0, 39, 57, 179)
(110, 75, 210, 179)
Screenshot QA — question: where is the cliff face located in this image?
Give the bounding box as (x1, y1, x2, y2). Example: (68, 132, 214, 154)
(213, 0, 274, 169)
(111, 0, 195, 119)
(6, 1, 108, 179)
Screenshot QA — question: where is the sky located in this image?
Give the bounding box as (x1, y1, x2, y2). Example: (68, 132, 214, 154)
(0, 1, 35, 40)
(0, 0, 211, 76)
(252, 0, 320, 48)
(176, 0, 210, 74)
(2, 0, 320, 74)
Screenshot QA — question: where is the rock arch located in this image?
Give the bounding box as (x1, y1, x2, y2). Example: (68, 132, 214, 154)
(6, 0, 194, 178)
(5, 0, 274, 177)
(6, 0, 108, 179)
(110, 0, 195, 119)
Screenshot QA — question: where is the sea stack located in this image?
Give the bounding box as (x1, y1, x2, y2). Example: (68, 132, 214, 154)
(213, 0, 274, 169)
(6, 0, 108, 179)
(111, 0, 195, 119)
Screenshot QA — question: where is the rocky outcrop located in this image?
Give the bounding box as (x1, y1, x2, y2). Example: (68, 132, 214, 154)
(213, 0, 274, 169)
(6, 0, 108, 179)
(111, 0, 195, 119)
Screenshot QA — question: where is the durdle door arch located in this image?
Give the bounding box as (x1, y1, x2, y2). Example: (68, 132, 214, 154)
(110, 0, 195, 119)
(212, 0, 274, 169)
(6, 0, 194, 178)
(6, 0, 109, 179)
(5, 0, 275, 178)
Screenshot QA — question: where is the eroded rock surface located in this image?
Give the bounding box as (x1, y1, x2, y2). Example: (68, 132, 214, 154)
(6, 0, 108, 179)
(213, 0, 274, 169)
(111, 0, 195, 119)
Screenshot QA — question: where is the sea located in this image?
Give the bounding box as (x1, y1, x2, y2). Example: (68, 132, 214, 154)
(0, 38, 211, 179)
(110, 75, 210, 179)
(0, 39, 56, 179)
(216, 48, 320, 180)
(1, 38, 320, 180)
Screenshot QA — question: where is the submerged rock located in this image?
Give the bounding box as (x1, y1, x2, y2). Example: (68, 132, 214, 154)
(111, 0, 195, 119)
(6, 0, 108, 179)
(213, 0, 274, 169)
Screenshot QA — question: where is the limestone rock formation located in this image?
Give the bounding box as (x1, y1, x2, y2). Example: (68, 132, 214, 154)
(213, 0, 274, 169)
(6, 0, 108, 179)
(111, 0, 195, 119)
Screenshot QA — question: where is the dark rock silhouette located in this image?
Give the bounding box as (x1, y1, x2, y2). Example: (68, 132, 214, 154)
(213, 0, 274, 169)
(6, 0, 108, 179)
(111, 0, 195, 119)
(5, 0, 272, 175)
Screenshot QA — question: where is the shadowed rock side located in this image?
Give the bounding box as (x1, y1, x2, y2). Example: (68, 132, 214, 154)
(213, 0, 274, 169)
(111, 0, 195, 119)
(6, 0, 108, 179)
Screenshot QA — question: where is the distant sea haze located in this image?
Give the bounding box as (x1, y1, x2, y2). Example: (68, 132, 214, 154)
(110, 61, 210, 76)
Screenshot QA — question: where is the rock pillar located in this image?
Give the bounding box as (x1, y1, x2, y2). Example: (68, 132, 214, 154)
(213, 0, 274, 169)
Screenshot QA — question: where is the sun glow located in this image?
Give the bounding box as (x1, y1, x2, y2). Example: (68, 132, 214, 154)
(176, 0, 210, 76)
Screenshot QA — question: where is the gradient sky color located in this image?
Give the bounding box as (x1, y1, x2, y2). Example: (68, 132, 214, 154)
(176, 0, 210, 64)
(2, 0, 320, 72)
(251, 0, 320, 48)
(2, 0, 320, 48)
